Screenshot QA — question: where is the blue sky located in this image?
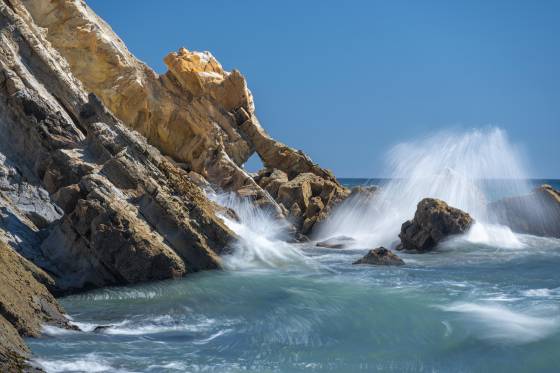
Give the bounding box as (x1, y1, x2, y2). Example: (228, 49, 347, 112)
(89, 0, 559, 178)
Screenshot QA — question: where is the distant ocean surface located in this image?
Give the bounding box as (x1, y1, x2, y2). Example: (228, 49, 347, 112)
(340, 178, 560, 190)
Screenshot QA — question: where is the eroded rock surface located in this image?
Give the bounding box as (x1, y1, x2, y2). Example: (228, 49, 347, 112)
(0, 0, 352, 365)
(489, 184, 560, 238)
(398, 198, 474, 252)
(1, 0, 237, 292)
(255, 170, 350, 234)
(21, 0, 349, 233)
(353, 247, 405, 266)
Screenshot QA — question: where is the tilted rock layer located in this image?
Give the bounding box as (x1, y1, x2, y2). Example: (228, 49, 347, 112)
(22, 0, 349, 228)
(0, 0, 351, 366)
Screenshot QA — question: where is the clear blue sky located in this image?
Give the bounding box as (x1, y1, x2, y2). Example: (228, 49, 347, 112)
(88, 0, 559, 178)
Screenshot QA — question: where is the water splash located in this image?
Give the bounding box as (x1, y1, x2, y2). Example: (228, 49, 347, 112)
(209, 192, 311, 269)
(319, 128, 532, 248)
(441, 302, 559, 344)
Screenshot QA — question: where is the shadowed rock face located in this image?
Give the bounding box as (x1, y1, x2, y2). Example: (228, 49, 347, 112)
(0, 0, 352, 365)
(255, 170, 350, 234)
(489, 185, 560, 238)
(0, 239, 71, 371)
(0, 1, 240, 291)
(353, 247, 405, 266)
(20, 0, 349, 233)
(398, 198, 474, 252)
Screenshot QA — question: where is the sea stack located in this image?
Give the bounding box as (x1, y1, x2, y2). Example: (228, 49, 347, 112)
(398, 198, 474, 252)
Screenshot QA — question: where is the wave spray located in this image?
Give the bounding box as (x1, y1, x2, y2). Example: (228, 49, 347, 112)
(318, 128, 532, 248)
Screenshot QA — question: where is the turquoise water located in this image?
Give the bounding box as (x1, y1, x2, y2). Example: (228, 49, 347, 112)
(28, 179, 560, 372)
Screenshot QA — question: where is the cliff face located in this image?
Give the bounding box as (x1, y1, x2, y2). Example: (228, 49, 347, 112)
(0, 0, 350, 367)
(20, 0, 349, 230)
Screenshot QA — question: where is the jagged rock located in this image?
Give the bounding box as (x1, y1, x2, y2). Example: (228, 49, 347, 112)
(398, 198, 474, 252)
(350, 185, 379, 200)
(0, 239, 71, 371)
(353, 247, 405, 266)
(22, 0, 349, 231)
(489, 185, 560, 238)
(256, 171, 350, 234)
(0, 0, 351, 363)
(316, 235, 356, 249)
(0, 1, 235, 293)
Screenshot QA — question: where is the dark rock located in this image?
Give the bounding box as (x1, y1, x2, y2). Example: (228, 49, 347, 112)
(399, 198, 474, 252)
(316, 235, 355, 249)
(353, 247, 405, 266)
(0, 239, 70, 370)
(93, 325, 112, 333)
(489, 184, 560, 238)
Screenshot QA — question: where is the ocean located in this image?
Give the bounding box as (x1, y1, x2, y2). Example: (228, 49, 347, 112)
(28, 178, 560, 373)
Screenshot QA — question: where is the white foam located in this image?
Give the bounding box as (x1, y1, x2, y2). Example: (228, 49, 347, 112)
(209, 192, 314, 270)
(102, 315, 216, 336)
(441, 302, 559, 343)
(147, 362, 187, 371)
(34, 353, 126, 373)
(41, 325, 78, 336)
(464, 222, 525, 248)
(522, 288, 559, 298)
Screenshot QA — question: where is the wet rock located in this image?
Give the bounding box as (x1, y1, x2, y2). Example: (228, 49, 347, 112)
(93, 325, 112, 333)
(0, 239, 71, 370)
(489, 184, 560, 238)
(399, 198, 474, 252)
(316, 235, 355, 249)
(257, 171, 350, 234)
(353, 247, 405, 266)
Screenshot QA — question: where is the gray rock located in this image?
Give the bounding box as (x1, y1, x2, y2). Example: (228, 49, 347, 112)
(353, 247, 405, 266)
(489, 184, 560, 238)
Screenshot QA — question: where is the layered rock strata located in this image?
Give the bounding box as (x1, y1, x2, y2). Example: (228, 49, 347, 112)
(1, 0, 241, 291)
(21, 0, 349, 230)
(0, 0, 352, 366)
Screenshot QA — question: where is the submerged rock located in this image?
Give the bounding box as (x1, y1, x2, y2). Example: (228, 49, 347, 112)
(353, 247, 405, 266)
(398, 198, 474, 252)
(316, 235, 355, 249)
(489, 184, 560, 238)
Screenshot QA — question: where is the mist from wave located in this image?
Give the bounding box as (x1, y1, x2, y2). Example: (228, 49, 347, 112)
(318, 128, 532, 249)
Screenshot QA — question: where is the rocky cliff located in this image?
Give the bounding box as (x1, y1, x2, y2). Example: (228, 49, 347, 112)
(0, 0, 350, 368)
(21, 0, 349, 230)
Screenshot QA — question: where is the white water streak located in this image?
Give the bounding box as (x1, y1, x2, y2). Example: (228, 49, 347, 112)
(209, 192, 312, 269)
(442, 302, 559, 343)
